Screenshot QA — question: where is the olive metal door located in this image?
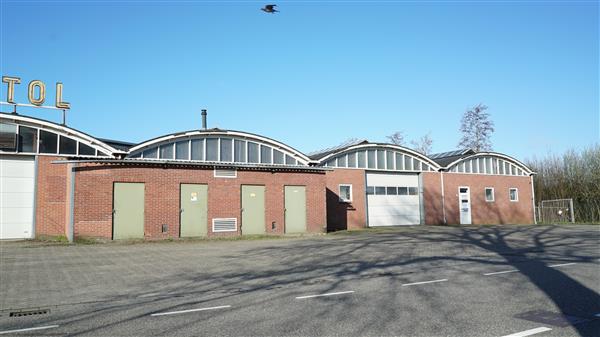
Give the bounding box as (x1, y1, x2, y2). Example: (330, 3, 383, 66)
(241, 185, 265, 235)
(180, 184, 208, 237)
(113, 183, 145, 240)
(285, 186, 306, 233)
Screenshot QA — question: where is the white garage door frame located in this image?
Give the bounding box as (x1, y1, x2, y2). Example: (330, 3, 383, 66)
(365, 171, 424, 227)
(0, 155, 38, 240)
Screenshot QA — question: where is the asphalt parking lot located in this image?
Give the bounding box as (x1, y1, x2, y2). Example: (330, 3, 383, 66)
(1, 224, 599, 337)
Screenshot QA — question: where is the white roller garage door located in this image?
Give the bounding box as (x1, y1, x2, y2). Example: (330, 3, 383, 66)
(366, 172, 421, 226)
(1, 155, 36, 239)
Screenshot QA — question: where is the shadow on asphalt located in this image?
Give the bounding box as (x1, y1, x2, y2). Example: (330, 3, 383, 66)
(14, 225, 599, 337)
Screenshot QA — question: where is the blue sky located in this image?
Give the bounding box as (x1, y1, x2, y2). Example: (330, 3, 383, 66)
(1, 0, 598, 161)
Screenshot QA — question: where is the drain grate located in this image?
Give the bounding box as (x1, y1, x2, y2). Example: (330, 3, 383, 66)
(515, 310, 589, 327)
(9, 309, 50, 317)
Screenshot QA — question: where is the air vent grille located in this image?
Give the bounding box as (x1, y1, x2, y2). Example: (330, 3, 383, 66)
(214, 168, 237, 178)
(213, 218, 237, 232)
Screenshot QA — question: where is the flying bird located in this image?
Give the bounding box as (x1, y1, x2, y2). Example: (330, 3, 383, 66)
(261, 4, 278, 14)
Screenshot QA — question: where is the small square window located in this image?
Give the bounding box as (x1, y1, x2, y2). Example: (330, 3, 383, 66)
(205, 138, 218, 161)
(39, 130, 58, 154)
(408, 187, 418, 195)
(59, 136, 77, 155)
(175, 141, 189, 160)
(357, 151, 366, 168)
(375, 186, 386, 195)
(159, 144, 173, 159)
(78, 142, 96, 156)
(485, 187, 494, 202)
(339, 184, 352, 202)
(367, 150, 376, 169)
(18, 126, 37, 153)
(273, 150, 284, 165)
(347, 152, 356, 168)
(509, 188, 518, 202)
(398, 187, 408, 195)
(366, 186, 375, 195)
(260, 145, 272, 164)
(337, 155, 347, 167)
(386, 187, 397, 195)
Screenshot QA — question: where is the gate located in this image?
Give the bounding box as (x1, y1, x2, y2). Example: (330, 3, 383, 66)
(537, 199, 575, 224)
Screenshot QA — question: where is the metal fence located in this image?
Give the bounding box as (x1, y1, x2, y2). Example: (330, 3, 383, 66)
(536, 198, 575, 224)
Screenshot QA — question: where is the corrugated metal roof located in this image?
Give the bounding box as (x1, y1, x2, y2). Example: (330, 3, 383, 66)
(98, 138, 136, 151)
(429, 149, 475, 167)
(307, 139, 369, 160)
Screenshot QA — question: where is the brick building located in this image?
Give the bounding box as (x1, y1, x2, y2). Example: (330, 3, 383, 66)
(0, 113, 535, 241)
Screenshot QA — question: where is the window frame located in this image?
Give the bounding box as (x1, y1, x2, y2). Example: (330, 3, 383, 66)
(485, 187, 495, 202)
(509, 188, 519, 202)
(338, 184, 353, 203)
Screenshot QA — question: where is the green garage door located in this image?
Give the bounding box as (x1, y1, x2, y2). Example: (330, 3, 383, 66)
(113, 183, 145, 240)
(241, 185, 265, 235)
(285, 186, 306, 233)
(180, 184, 208, 237)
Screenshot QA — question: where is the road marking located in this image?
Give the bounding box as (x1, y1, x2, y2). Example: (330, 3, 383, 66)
(501, 326, 552, 337)
(0, 325, 59, 335)
(401, 279, 448, 286)
(483, 269, 518, 276)
(295, 291, 355, 299)
(151, 305, 231, 317)
(138, 292, 162, 298)
(549, 262, 577, 268)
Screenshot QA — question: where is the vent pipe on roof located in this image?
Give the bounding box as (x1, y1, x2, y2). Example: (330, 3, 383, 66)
(201, 109, 207, 129)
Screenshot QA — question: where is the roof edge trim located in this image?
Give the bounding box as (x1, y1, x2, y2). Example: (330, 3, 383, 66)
(316, 143, 442, 169)
(127, 129, 313, 165)
(0, 113, 126, 156)
(443, 152, 534, 175)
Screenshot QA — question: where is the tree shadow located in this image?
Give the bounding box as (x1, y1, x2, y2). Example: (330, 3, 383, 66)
(3, 225, 598, 336)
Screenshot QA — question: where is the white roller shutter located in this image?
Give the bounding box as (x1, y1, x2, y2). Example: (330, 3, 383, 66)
(366, 172, 421, 226)
(1, 156, 36, 239)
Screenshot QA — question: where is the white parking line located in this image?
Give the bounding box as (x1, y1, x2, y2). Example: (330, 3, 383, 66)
(483, 269, 518, 276)
(549, 262, 577, 268)
(151, 305, 231, 317)
(295, 291, 355, 299)
(401, 279, 448, 286)
(0, 325, 59, 335)
(501, 326, 552, 337)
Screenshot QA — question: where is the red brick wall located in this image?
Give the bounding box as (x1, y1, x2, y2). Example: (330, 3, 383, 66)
(441, 173, 534, 225)
(35, 156, 68, 237)
(325, 169, 366, 231)
(73, 164, 326, 239)
(422, 172, 445, 225)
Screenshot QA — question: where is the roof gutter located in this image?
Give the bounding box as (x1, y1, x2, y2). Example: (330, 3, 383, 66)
(50, 158, 332, 172)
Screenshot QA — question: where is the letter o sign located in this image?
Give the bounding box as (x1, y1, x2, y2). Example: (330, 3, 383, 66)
(28, 80, 46, 106)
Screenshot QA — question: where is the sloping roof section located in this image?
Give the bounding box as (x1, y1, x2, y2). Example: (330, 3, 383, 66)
(308, 139, 369, 160)
(429, 149, 475, 167)
(127, 128, 314, 166)
(98, 138, 136, 152)
(445, 152, 535, 176)
(312, 141, 442, 171)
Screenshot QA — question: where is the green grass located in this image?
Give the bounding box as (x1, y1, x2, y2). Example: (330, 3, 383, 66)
(33, 235, 69, 243)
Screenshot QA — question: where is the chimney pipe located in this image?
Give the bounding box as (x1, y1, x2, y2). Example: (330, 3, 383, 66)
(201, 109, 207, 129)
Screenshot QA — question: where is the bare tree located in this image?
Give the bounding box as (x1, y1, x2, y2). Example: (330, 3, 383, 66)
(458, 104, 495, 151)
(410, 133, 433, 155)
(386, 131, 406, 146)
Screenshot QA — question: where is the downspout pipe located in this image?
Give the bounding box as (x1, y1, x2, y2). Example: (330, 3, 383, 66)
(441, 170, 447, 225)
(530, 174, 537, 224)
